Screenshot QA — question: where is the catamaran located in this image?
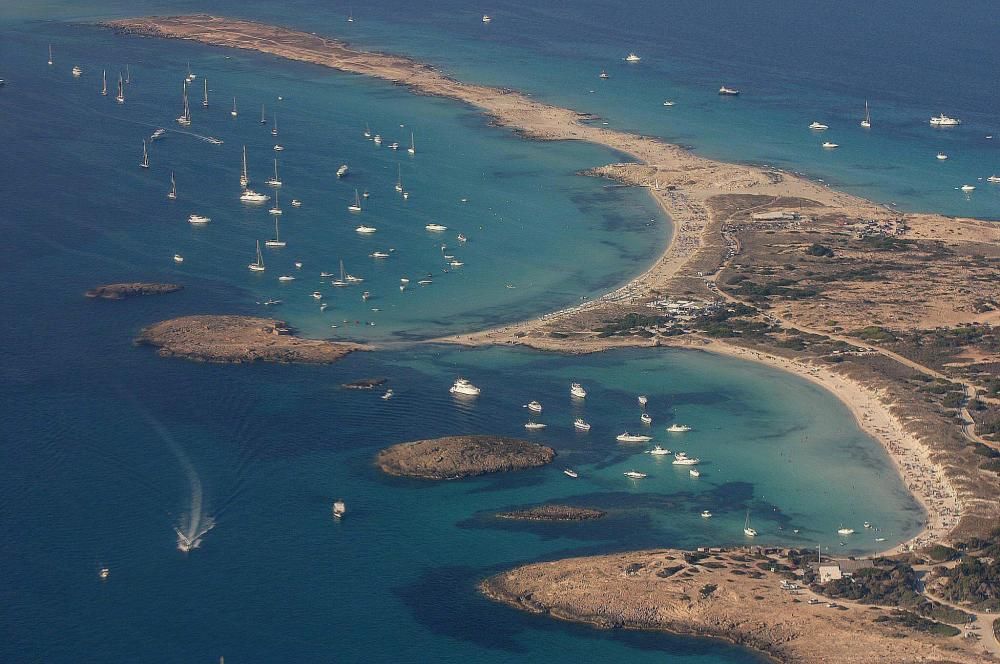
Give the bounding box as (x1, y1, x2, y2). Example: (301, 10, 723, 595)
(231, 96, 238, 118)
(139, 140, 149, 169)
(860, 100, 871, 129)
(167, 172, 177, 200)
(115, 73, 125, 104)
(202, 78, 209, 108)
(240, 146, 250, 188)
(265, 216, 285, 247)
(248, 240, 266, 272)
(266, 159, 282, 187)
(407, 132, 415, 155)
(348, 190, 363, 212)
(101, 69, 107, 96)
(176, 81, 192, 126)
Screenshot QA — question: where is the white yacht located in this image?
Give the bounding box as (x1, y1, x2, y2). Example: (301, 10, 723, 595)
(718, 86, 740, 96)
(425, 223, 447, 232)
(337, 164, 349, 178)
(98, 566, 110, 580)
(563, 468, 578, 478)
(744, 511, 757, 537)
(450, 378, 481, 396)
(266, 159, 282, 187)
(150, 128, 167, 141)
(482, 14, 492, 23)
(407, 132, 416, 155)
(173, 254, 184, 263)
(637, 395, 648, 406)
(689, 468, 701, 477)
(837, 527, 855, 536)
(72, 65, 82, 77)
(570, 382, 587, 399)
(625, 53, 641, 62)
(598, 70, 609, 79)
(248, 240, 265, 272)
(809, 121, 829, 130)
(311, 291, 323, 300)
(929, 114, 961, 126)
(139, 140, 149, 169)
(332, 500, 346, 519)
(672, 452, 699, 465)
(373, 134, 382, 146)
(348, 190, 363, 212)
(647, 445, 671, 456)
(701, 510, 712, 518)
(987, 175, 1000, 183)
(617, 432, 652, 443)
(624, 471, 647, 479)
(265, 216, 285, 247)
(936, 153, 949, 160)
(523, 401, 542, 413)
(188, 214, 210, 225)
(231, 96, 238, 117)
(666, 424, 691, 433)
(524, 422, 547, 430)
(356, 224, 377, 234)
(961, 184, 976, 192)
(382, 389, 394, 400)
(278, 275, 295, 282)
(167, 172, 177, 200)
(860, 100, 871, 129)
(573, 418, 591, 431)
(640, 413, 652, 425)
(370, 251, 390, 259)
(291, 199, 302, 207)
(822, 141, 839, 149)
(663, 100, 675, 107)
(240, 189, 270, 203)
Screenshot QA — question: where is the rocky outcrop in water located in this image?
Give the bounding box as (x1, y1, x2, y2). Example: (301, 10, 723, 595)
(495, 505, 606, 521)
(376, 436, 555, 480)
(86, 282, 182, 300)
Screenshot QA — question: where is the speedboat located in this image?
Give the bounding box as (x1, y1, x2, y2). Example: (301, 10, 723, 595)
(98, 566, 110, 580)
(837, 527, 855, 535)
(624, 471, 647, 479)
(240, 189, 271, 203)
(625, 53, 641, 62)
(822, 141, 839, 149)
(173, 254, 184, 263)
(563, 468, 578, 478)
(291, 199, 302, 207)
(370, 251, 390, 259)
(356, 225, 377, 233)
(570, 382, 587, 399)
(150, 128, 167, 141)
(718, 86, 740, 96)
(689, 468, 701, 477)
(450, 377, 481, 396)
(71, 65, 82, 77)
(701, 510, 712, 518)
(524, 422, 547, 430)
(448, 260, 464, 267)
(294, 261, 303, 269)
(273, 144, 284, 151)
(425, 223, 447, 231)
(875, 537, 887, 543)
(337, 164, 348, 178)
(617, 432, 652, 443)
(525, 401, 543, 413)
(637, 395, 648, 406)
(278, 275, 296, 282)
(417, 278, 432, 285)
(457, 233, 468, 243)
(929, 114, 961, 126)
(573, 418, 591, 431)
(311, 291, 323, 300)
(987, 175, 1000, 183)
(936, 153, 948, 160)
(863, 521, 872, 529)
(663, 100, 675, 106)
(640, 413, 652, 425)
(598, 70, 609, 79)
(647, 446, 671, 456)
(382, 389, 394, 400)
(373, 134, 382, 145)
(332, 500, 346, 519)
(666, 424, 691, 433)
(482, 14, 492, 23)
(672, 453, 699, 465)
(809, 121, 829, 130)
(188, 214, 210, 225)
(961, 184, 976, 192)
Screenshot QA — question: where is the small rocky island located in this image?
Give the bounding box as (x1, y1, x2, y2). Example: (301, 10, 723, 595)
(86, 282, 183, 300)
(495, 505, 606, 521)
(376, 436, 555, 480)
(342, 378, 387, 390)
(136, 315, 361, 364)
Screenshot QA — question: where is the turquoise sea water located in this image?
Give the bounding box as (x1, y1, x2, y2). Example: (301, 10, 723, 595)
(0, 2, 961, 661)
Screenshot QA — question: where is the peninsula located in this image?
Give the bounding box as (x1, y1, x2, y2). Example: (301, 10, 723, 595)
(85, 282, 182, 299)
(136, 315, 361, 364)
(376, 436, 554, 480)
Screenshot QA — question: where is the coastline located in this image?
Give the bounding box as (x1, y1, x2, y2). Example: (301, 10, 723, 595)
(104, 15, 981, 551)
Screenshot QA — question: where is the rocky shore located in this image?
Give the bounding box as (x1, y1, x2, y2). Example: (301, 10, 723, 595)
(136, 315, 361, 364)
(495, 505, 606, 521)
(85, 282, 182, 299)
(376, 436, 554, 480)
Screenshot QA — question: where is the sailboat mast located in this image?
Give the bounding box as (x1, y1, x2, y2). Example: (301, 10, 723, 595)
(48, 44, 53, 66)
(203, 78, 209, 107)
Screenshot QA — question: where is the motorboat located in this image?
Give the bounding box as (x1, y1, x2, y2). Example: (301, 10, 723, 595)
(666, 424, 691, 433)
(332, 500, 346, 519)
(291, 199, 302, 207)
(72, 65, 82, 77)
(625, 53, 641, 62)
(337, 164, 349, 178)
(311, 291, 323, 300)
(672, 453, 699, 465)
(809, 121, 829, 130)
(637, 395, 648, 406)
(563, 468, 578, 478)
(449, 260, 464, 267)
(663, 100, 675, 106)
(389, 142, 399, 150)
(617, 432, 652, 443)
(701, 510, 712, 518)
(173, 254, 184, 263)
(863, 521, 872, 529)
(273, 144, 284, 151)
(240, 189, 271, 203)
(718, 86, 740, 96)
(150, 128, 167, 141)
(524, 422, 547, 430)
(98, 566, 110, 580)
(457, 233, 468, 243)
(961, 184, 976, 192)
(450, 378, 481, 396)
(640, 413, 652, 425)
(425, 223, 447, 231)
(355, 224, 377, 234)
(929, 114, 961, 127)
(598, 70, 609, 79)
(278, 275, 295, 282)
(936, 153, 949, 160)
(624, 471, 647, 479)
(188, 214, 210, 225)
(482, 14, 492, 23)
(689, 468, 701, 477)
(837, 527, 855, 535)
(370, 251, 390, 259)
(570, 382, 587, 399)
(573, 418, 591, 431)
(525, 401, 543, 413)
(822, 141, 839, 149)
(988, 175, 1000, 183)
(373, 134, 382, 146)
(647, 446, 671, 456)
(382, 389, 394, 400)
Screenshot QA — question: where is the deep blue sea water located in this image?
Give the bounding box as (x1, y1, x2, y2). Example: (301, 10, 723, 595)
(0, 1, 968, 661)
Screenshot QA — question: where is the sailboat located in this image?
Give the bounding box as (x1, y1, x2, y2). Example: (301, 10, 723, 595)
(331, 259, 349, 286)
(860, 100, 871, 129)
(124, 64, 130, 84)
(347, 6, 354, 22)
(271, 113, 278, 137)
(202, 78, 209, 108)
(266, 215, 285, 247)
(100, 69, 107, 96)
(231, 96, 238, 118)
(269, 190, 283, 216)
(395, 164, 403, 192)
(139, 140, 150, 169)
(743, 510, 758, 537)
(176, 81, 192, 126)
(248, 240, 266, 272)
(266, 159, 282, 187)
(348, 189, 365, 211)
(364, 123, 371, 138)
(407, 132, 415, 155)
(259, 103, 267, 125)
(115, 73, 125, 104)
(240, 146, 250, 188)
(167, 172, 177, 199)
(47, 44, 53, 66)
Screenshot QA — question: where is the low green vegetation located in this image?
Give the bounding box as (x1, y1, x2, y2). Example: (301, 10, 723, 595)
(805, 243, 834, 258)
(872, 611, 960, 637)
